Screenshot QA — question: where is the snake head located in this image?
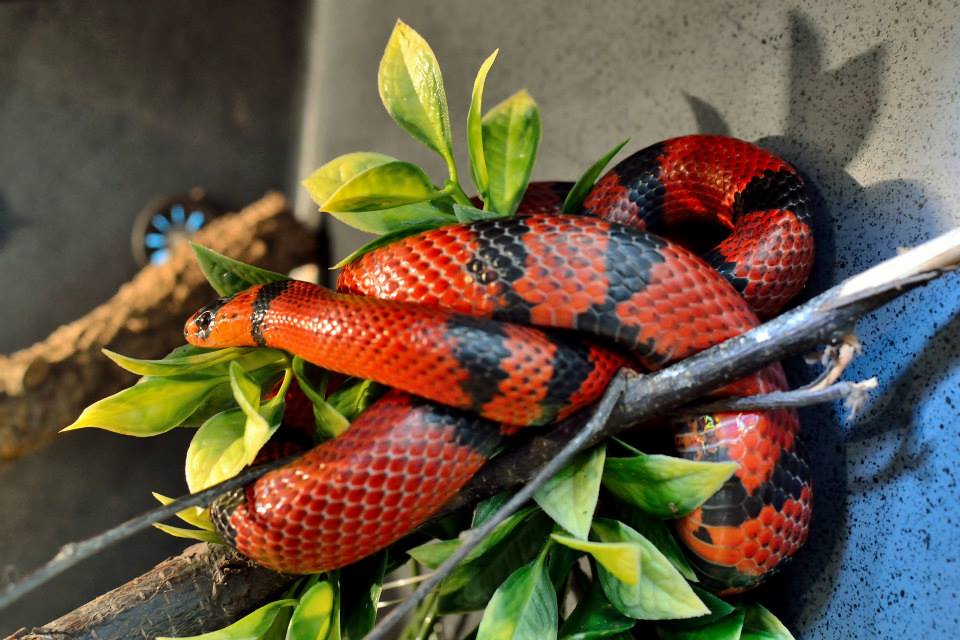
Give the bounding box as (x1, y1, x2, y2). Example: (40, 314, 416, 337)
(184, 290, 258, 348)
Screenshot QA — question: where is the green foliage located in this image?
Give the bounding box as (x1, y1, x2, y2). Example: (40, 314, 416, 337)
(291, 357, 350, 440)
(481, 90, 541, 215)
(320, 161, 443, 213)
(63, 375, 226, 436)
(741, 602, 796, 640)
(379, 20, 456, 176)
(152, 523, 224, 545)
(185, 408, 250, 493)
(534, 444, 605, 539)
(157, 599, 298, 640)
(591, 519, 708, 620)
(287, 581, 336, 640)
(326, 379, 385, 421)
(468, 50, 499, 201)
(562, 139, 630, 213)
(549, 534, 641, 586)
(658, 610, 745, 640)
(302, 151, 456, 235)
(453, 203, 508, 223)
(102, 347, 249, 377)
(151, 492, 213, 531)
(477, 549, 557, 640)
(602, 447, 738, 518)
(558, 580, 635, 640)
(618, 507, 697, 582)
(191, 243, 288, 297)
(339, 552, 387, 639)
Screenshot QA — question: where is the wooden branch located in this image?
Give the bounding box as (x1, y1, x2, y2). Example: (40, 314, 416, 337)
(5, 544, 290, 640)
(0, 193, 316, 462)
(7, 226, 960, 638)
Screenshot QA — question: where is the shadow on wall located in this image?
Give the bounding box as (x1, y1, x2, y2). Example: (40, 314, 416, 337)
(0, 192, 18, 249)
(683, 9, 955, 630)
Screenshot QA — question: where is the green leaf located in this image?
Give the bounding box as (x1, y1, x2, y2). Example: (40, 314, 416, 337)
(157, 599, 298, 640)
(378, 20, 455, 172)
(103, 347, 249, 377)
(332, 223, 440, 269)
(660, 586, 735, 631)
(327, 379, 385, 421)
(185, 409, 249, 493)
(741, 603, 795, 640)
(152, 492, 213, 531)
(549, 534, 641, 586)
(618, 507, 697, 582)
(558, 580, 635, 640)
(602, 452, 738, 518)
(561, 139, 630, 214)
(152, 523, 224, 545)
(321, 161, 442, 214)
(408, 538, 461, 569)
(534, 445, 605, 539)
(287, 581, 335, 640)
(453, 203, 507, 223)
(191, 244, 288, 297)
(340, 552, 387, 640)
(477, 553, 557, 640)
(229, 362, 271, 464)
(482, 90, 541, 215)
(291, 357, 350, 440)
(473, 492, 511, 527)
(468, 50, 498, 199)
(658, 610, 745, 640)
(591, 519, 708, 620)
(63, 375, 224, 436)
(303, 151, 396, 205)
(438, 509, 553, 613)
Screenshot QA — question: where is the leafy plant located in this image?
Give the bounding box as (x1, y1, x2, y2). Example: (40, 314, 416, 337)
(66, 19, 798, 640)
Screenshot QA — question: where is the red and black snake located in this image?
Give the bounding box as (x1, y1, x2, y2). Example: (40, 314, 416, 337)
(185, 135, 815, 593)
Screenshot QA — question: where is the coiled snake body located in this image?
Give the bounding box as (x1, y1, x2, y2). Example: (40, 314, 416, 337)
(185, 135, 815, 592)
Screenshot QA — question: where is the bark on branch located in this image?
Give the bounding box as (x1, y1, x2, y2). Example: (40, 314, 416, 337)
(0, 193, 316, 462)
(7, 226, 960, 638)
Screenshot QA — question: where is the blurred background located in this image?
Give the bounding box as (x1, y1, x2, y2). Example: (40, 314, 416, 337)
(2, 0, 959, 637)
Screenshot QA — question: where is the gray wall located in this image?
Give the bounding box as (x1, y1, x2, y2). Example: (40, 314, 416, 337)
(0, 1, 307, 634)
(305, 1, 960, 637)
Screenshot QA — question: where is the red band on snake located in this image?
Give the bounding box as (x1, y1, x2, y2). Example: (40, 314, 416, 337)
(185, 135, 815, 593)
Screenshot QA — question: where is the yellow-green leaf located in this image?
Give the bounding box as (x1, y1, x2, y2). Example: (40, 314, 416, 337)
(468, 50, 498, 199)
(185, 408, 248, 493)
(534, 445, 605, 539)
(153, 523, 224, 545)
(482, 90, 541, 215)
(619, 506, 697, 582)
(303, 152, 455, 234)
(152, 492, 213, 531)
(102, 347, 249, 377)
(157, 599, 298, 640)
(550, 534, 641, 586)
(602, 452, 738, 518)
(286, 581, 335, 640)
(378, 20, 455, 170)
(477, 554, 557, 640)
(558, 579, 635, 640)
(591, 519, 708, 620)
(63, 375, 223, 436)
(229, 362, 270, 464)
(321, 161, 441, 213)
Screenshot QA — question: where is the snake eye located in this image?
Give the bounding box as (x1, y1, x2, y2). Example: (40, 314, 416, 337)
(194, 309, 215, 336)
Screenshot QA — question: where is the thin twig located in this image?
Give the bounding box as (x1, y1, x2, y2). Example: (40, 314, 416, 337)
(675, 378, 878, 417)
(0, 456, 295, 612)
(366, 373, 628, 640)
